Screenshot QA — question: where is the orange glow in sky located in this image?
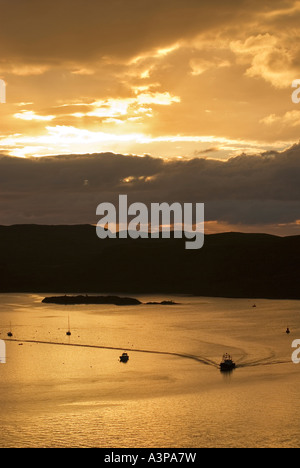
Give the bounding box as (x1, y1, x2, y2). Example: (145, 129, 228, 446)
(0, 0, 300, 159)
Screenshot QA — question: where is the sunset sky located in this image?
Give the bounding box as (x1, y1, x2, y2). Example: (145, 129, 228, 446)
(1, 0, 300, 234)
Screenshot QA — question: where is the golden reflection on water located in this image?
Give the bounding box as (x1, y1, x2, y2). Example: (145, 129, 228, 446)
(0, 294, 300, 448)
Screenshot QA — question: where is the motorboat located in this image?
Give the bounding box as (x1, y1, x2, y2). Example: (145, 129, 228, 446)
(119, 352, 129, 363)
(220, 353, 236, 372)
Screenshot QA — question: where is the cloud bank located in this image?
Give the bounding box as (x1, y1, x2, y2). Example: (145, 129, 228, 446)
(1, 145, 300, 234)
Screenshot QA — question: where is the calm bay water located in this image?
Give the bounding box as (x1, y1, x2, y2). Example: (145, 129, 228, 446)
(0, 293, 299, 448)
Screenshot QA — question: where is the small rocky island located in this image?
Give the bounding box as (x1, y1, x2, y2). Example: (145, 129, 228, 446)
(42, 295, 142, 306)
(42, 295, 179, 306)
(145, 300, 178, 305)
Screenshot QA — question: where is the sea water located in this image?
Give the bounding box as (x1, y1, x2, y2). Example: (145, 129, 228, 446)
(0, 293, 299, 448)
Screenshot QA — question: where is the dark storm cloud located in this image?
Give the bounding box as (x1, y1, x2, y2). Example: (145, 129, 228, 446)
(0, 0, 296, 65)
(0, 144, 300, 226)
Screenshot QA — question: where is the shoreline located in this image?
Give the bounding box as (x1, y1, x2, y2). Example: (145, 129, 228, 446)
(0, 291, 299, 303)
(0, 291, 299, 301)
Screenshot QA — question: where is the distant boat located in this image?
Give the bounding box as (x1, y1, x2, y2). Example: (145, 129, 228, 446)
(66, 315, 71, 336)
(7, 322, 13, 338)
(119, 352, 129, 363)
(220, 353, 236, 372)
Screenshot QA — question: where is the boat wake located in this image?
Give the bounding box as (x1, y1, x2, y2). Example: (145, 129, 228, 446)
(7, 338, 290, 369)
(236, 350, 291, 368)
(8, 338, 220, 368)
(237, 358, 291, 368)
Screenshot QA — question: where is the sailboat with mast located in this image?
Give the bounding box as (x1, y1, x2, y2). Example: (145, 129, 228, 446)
(7, 322, 13, 338)
(66, 315, 71, 336)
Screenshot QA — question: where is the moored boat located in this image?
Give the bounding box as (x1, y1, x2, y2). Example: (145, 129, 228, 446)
(66, 315, 71, 336)
(7, 322, 13, 337)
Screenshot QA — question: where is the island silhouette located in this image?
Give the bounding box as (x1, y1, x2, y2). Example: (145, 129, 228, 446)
(42, 295, 142, 306)
(42, 295, 179, 306)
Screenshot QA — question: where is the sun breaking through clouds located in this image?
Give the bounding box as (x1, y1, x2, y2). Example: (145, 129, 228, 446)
(0, 0, 300, 234)
(1, 0, 300, 159)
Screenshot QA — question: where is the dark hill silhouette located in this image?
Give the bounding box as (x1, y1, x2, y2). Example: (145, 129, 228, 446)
(0, 225, 299, 299)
